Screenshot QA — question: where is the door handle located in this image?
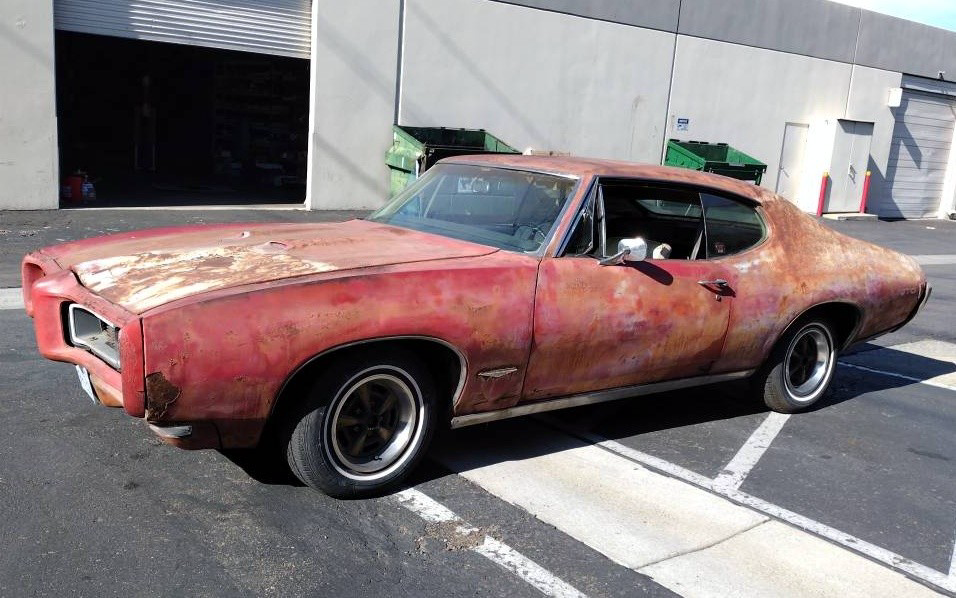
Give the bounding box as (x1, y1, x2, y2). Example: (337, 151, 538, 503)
(698, 279, 728, 287)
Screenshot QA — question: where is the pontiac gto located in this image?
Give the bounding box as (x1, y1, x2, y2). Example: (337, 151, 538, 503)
(23, 155, 929, 497)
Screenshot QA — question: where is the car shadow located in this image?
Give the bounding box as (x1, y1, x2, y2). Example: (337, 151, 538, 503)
(218, 447, 304, 487)
(220, 345, 954, 493)
(408, 381, 769, 488)
(841, 342, 956, 382)
(408, 349, 954, 488)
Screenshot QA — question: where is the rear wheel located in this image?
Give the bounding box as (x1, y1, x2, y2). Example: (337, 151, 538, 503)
(754, 318, 837, 413)
(285, 350, 436, 497)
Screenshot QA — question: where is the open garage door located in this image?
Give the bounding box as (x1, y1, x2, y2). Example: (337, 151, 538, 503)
(54, 31, 310, 207)
(883, 90, 956, 218)
(54, 0, 312, 58)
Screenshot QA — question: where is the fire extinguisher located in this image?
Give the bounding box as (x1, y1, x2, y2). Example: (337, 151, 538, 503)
(61, 170, 96, 202)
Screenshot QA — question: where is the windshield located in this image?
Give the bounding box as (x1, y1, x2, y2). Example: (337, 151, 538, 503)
(368, 164, 577, 252)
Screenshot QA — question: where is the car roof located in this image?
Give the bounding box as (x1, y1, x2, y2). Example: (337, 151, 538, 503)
(441, 154, 775, 205)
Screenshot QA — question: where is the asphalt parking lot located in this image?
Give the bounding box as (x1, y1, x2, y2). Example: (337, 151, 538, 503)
(1, 210, 954, 596)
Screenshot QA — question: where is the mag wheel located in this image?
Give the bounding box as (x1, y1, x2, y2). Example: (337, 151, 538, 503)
(286, 350, 436, 498)
(755, 319, 837, 413)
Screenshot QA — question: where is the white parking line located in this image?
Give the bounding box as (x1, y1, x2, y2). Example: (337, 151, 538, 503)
(713, 412, 790, 491)
(839, 362, 956, 392)
(843, 339, 956, 390)
(951, 530, 956, 580)
(571, 428, 955, 595)
(0, 288, 24, 310)
(443, 418, 945, 595)
(394, 488, 587, 598)
(912, 254, 956, 265)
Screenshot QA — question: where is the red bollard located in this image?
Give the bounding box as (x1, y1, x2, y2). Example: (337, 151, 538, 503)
(858, 170, 872, 214)
(816, 171, 829, 217)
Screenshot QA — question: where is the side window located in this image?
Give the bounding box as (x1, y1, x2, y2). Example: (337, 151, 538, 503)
(598, 182, 704, 260)
(700, 193, 766, 258)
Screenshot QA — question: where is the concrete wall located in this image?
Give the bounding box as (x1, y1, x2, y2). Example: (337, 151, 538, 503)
(666, 36, 853, 212)
(496, 0, 956, 81)
(856, 12, 956, 81)
(0, 1, 58, 210)
(399, 0, 676, 164)
(844, 66, 904, 216)
(301, 0, 954, 215)
(678, 0, 860, 64)
(494, 0, 680, 32)
(305, 0, 400, 210)
(4, 0, 956, 214)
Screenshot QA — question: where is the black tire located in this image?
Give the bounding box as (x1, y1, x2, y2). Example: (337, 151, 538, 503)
(285, 349, 436, 498)
(753, 318, 837, 413)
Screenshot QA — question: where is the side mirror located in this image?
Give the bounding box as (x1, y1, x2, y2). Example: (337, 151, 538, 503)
(599, 237, 648, 266)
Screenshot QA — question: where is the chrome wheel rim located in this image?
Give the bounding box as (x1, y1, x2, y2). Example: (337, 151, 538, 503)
(328, 370, 422, 479)
(784, 325, 833, 400)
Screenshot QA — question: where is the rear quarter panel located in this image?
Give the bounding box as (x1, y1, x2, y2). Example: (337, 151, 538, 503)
(713, 197, 924, 373)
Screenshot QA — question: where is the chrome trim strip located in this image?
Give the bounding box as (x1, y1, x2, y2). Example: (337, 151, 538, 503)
(67, 303, 117, 332)
(440, 159, 582, 181)
(449, 370, 754, 429)
(553, 177, 598, 257)
(477, 367, 518, 379)
(919, 284, 933, 312)
(67, 303, 121, 370)
(148, 424, 194, 439)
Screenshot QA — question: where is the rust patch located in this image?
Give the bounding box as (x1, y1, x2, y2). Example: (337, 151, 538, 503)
(199, 255, 235, 269)
(145, 372, 181, 420)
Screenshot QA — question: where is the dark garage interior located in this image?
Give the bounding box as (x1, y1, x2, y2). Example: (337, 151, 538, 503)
(55, 31, 310, 207)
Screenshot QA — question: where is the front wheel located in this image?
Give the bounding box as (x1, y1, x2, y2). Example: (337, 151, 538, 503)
(753, 318, 837, 413)
(285, 350, 436, 498)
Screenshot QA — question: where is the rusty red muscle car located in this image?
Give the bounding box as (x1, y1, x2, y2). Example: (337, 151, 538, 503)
(23, 155, 930, 497)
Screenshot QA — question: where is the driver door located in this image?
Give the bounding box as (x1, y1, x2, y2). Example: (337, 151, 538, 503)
(522, 181, 735, 401)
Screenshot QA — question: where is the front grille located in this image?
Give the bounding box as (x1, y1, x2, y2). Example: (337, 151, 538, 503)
(67, 304, 121, 371)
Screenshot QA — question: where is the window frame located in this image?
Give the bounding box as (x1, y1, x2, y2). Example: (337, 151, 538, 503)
(556, 178, 769, 261)
(698, 191, 769, 260)
(369, 163, 582, 256)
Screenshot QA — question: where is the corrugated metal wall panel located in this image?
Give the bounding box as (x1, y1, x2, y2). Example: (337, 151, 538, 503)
(883, 91, 956, 218)
(54, 0, 311, 58)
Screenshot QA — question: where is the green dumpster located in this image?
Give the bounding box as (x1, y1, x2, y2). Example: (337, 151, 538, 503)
(664, 139, 767, 184)
(385, 126, 519, 196)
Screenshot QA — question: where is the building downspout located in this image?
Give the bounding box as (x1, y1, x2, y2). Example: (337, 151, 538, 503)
(660, 0, 682, 164)
(394, 0, 406, 125)
(303, 0, 321, 210)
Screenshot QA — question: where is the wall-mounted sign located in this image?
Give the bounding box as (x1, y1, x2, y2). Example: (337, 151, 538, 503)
(676, 117, 690, 131)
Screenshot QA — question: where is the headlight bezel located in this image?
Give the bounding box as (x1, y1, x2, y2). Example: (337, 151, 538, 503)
(66, 303, 122, 371)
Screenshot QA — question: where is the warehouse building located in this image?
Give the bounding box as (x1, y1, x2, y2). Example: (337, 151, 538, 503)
(3, 0, 956, 219)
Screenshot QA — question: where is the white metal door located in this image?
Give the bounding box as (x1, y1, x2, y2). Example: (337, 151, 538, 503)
(775, 122, 808, 201)
(54, 0, 312, 58)
(827, 120, 873, 213)
(884, 91, 956, 218)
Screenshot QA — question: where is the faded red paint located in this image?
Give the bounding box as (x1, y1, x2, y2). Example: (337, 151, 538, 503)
(527, 258, 735, 399)
(139, 250, 538, 444)
(64, 220, 498, 313)
(22, 156, 926, 451)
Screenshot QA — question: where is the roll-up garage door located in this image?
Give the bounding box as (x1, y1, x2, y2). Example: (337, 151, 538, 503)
(54, 0, 312, 58)
(883, 90, 956, 218)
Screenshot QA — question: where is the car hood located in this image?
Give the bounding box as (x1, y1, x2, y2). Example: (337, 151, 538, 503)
(54, 220, 498, 313)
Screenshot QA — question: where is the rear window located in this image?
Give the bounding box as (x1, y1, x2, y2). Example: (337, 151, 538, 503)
(700, 193, 765, 258)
